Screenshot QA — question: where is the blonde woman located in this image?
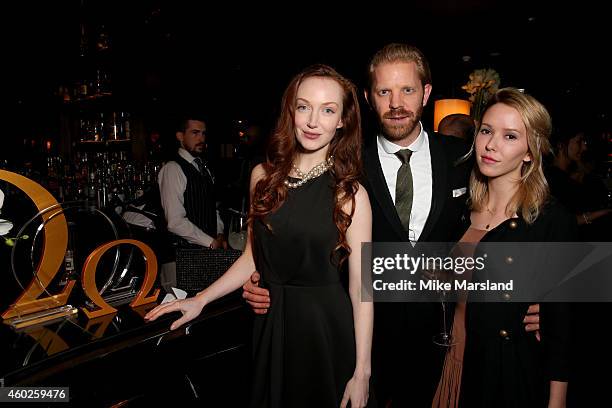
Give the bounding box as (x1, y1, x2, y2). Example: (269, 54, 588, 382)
(434, 88, 574, 408)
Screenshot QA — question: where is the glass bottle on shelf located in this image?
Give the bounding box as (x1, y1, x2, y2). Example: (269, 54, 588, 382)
(134, 170, 146, 199)
(80, 116, 96, 142)
(102, 71, 111, 95)
(96, 112, 107, 142)
(110, 112, 119, 140)
(59, 222, 78, 286)
(93, 68, 111, 97)
(120, 112, 131, 140)
(87, 170, 97, 209)
(79, 21, 88, 58)
(91, 116, 100, 142)
(95, 69, 102, 96)
(79, 118, 86, 142)
(97, 179, 108, 209)
(78, 79, 88, 100)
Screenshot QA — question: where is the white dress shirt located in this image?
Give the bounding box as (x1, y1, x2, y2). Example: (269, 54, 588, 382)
(122, 204, 156, 230)
(158, 148, 224, 247)
(377, 122, 432, 242)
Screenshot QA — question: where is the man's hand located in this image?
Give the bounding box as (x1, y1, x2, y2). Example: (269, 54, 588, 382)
(242, 271, 270, 314)
(210, 234, 228, 249)
(217, 234, 228, 249)
(523, 303, 541, 341)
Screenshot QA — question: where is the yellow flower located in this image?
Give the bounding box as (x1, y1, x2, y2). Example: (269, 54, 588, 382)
(462, 68, 500, 96)
(462, 68, 501, 121)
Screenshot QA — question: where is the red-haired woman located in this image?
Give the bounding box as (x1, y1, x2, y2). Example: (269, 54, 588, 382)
(146, 65, 373, 408)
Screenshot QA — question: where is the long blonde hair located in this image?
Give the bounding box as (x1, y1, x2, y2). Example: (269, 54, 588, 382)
(469, 88, 552, 224)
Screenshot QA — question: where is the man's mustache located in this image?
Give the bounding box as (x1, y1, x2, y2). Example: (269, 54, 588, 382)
(383, 109, 414, 120)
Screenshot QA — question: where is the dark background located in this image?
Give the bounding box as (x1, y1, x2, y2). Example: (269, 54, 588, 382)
(0, 3, 610, 405)
(2, 0, 610, 158)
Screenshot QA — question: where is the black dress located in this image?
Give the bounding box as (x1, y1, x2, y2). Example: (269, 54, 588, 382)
(459, 201, 576, 408)
(250, 172, 357, 408)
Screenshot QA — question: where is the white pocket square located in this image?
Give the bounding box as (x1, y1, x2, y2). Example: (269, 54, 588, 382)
(452, 187, 467, 198)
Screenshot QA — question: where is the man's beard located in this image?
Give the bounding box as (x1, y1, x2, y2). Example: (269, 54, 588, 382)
(380, 105, 423, 142)
(186, 144, 204, 156)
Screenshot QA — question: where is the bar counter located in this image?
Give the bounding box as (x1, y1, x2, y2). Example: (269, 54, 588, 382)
(0, 293, 252, 406)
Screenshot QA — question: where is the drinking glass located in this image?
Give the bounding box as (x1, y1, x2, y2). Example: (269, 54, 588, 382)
(227, 209, 247, 251)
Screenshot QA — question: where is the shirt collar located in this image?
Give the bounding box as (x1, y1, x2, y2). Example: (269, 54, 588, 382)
(178, 147, 197, 163)
(377, 121, 427, 154)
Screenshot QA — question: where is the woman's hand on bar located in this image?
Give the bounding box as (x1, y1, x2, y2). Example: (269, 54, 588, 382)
(144, 296, 207, 330)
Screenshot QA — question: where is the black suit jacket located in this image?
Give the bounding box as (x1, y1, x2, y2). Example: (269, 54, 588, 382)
(363, 130, 471, 244)
(362, 130, 471, 407)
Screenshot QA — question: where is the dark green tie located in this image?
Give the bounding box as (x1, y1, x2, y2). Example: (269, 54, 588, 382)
(394, 149, 413, 231)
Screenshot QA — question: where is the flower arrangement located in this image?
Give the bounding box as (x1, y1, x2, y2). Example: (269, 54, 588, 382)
(462, 68, 500, 122)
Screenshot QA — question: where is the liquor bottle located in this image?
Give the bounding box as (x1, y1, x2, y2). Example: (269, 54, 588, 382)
(120, 112, 131, 140)
(88, 170, 98, 209)
(79, 118, 87, 142)
(59, 222, 78, 286)
(79, 19, 88, 58)
(98, 112, 106, 142)
(110, 112, 119, 140)
(95, 69, 103, 96)
(92, 116, 101, 142)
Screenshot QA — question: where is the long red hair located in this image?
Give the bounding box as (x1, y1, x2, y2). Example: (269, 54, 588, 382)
(250, 64, 363, 265)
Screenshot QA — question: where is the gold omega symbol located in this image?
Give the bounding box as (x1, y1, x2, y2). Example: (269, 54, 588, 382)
(1, 170, 159, 321)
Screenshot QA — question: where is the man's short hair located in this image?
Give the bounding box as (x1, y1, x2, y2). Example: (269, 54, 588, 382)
(176, 114, 207, 133)
(438, 114, 475, 140)
(368, 43, 432, 89)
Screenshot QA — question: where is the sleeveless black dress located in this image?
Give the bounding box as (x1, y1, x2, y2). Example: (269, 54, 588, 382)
(250, 172, 356, 407)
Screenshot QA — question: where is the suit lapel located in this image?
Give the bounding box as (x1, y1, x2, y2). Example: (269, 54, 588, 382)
(364, 137, 410, 241)
(419, 133, 447, 241)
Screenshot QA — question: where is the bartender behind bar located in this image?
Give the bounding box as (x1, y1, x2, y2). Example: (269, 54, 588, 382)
(157, 115, 227, 291)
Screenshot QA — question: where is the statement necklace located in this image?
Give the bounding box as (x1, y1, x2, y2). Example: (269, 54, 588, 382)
(284, 156, 334, 188)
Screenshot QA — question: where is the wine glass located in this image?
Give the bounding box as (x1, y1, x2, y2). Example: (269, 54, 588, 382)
(432, 284, 456, 348)
(427, 251, 457, 348)
(227, 209, 247, 251)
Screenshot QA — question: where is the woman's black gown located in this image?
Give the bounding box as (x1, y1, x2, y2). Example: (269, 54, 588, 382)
(250, 173, 357, 407)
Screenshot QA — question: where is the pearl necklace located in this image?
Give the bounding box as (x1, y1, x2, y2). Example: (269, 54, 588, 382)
(284, 156, 334, 188)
